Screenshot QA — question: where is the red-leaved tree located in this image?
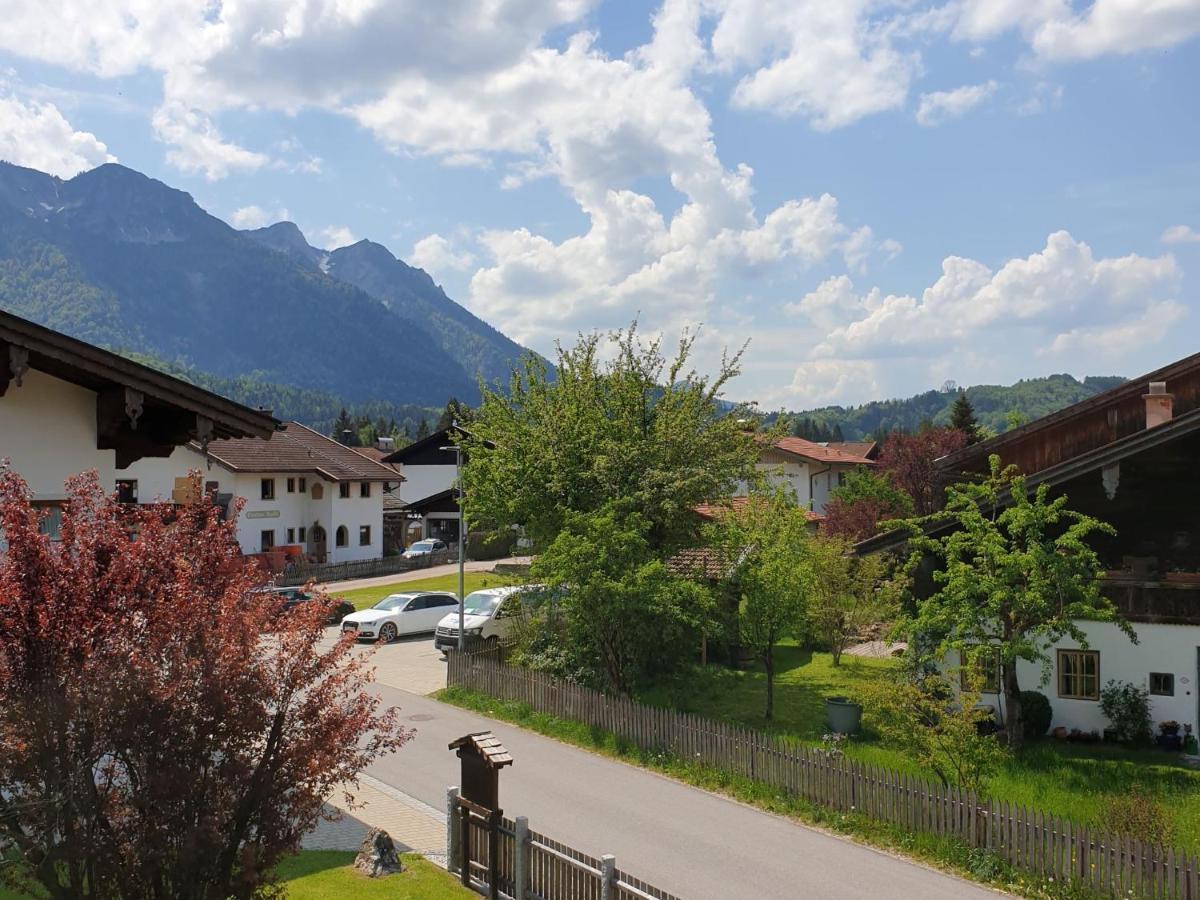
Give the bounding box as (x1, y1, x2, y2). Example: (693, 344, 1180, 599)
(877, 427, 968, 516)
(0, 469, 411, 899)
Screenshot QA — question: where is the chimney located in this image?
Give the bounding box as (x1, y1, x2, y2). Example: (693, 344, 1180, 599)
(341, 428, 354, 445)
(1143, 381, 1174, 429)
(377, 436, 395, 451)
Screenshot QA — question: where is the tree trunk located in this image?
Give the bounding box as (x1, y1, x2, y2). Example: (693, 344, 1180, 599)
(1002, 658, 1023, 750)
(764, 646, 775, 720)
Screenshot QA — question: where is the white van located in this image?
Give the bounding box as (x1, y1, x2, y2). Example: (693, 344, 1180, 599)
(433, 584, 544, 652)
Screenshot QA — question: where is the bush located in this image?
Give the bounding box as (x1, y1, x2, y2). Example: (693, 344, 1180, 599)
(1100, 680, 1153, 745)
(466, 528, 517, 561)
(1099, 787, 1176, 846)
(1020, 691, 1052, 738)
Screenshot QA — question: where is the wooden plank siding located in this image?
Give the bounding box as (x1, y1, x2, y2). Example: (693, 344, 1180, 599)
(448, 649, 1200, 899)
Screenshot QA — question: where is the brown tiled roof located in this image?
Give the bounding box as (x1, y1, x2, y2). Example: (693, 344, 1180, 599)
(201, 422, 401, 481)
(352, 446, 403, 472)
(824, 441, 878, 460)
(770, 436, 877, 466)
(667, 547, 733, 580)
(693, 496, 823, 523)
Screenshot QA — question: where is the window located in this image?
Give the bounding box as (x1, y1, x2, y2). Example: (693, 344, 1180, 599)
(286, 527, 295, 543)
(339, 482, 351, 499)
(960, 646, 1002, 694)
(260, 530, 275, 551)
(434, 595, 458, 608)
(1150, 672, 1175, 697)
(261, 478, 275, 500)
(837, 471, 847, 487)
(406, 597, 427, 611)
(115, 479, 138, 504)
(360, 482, 371, 498)
(359, 525, 372, 546)
(33, 502, 64, 540)
(286, 477, 295, 493)
(298, 477, 307, 493)
(298, 526, 307, 543)
(1057, 649, 1100, 700)
(335, 525, 349, 547)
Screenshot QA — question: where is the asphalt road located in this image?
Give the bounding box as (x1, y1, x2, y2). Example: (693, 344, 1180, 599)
(368, 682, 1001, 900)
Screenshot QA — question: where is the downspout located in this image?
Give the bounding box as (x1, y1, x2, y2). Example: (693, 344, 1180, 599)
(809, 464, 831, 515)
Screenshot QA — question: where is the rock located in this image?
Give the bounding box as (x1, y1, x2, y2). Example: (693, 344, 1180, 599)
(353, 828, 404, 877)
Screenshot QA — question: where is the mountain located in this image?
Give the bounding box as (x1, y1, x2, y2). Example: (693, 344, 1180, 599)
(783, 373, 1128, 441)
(243, 223, 528, 389)
(0, 161, 532, 406)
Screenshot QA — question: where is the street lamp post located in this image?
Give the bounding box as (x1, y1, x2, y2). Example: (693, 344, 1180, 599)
(440, 423, 466, 653)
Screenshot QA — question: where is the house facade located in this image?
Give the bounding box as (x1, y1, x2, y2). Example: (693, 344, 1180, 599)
(886, 354, 1200, 738)
(0, 310, 276, 530)
(128, 422, 399, 564)
(381, 426, 466, 547)
(738, 436, 877, 518)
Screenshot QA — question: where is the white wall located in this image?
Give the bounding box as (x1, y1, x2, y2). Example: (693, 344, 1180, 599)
(0, 369, 117, 500)
(966, 621, 1200, 736)
(736, 458, 857, 514)
(396, 462, 456, 504)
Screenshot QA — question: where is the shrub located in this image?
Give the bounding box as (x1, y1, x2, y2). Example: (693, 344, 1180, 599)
(1099, 787, 1176, 846)
(1020, 690, 1052, 738)
(1100, 680, 1153, 745)
(466, 527, 517, 561)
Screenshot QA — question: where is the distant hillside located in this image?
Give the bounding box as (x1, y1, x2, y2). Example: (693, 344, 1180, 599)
(783, 373, 1128, 441)
(0, 161, 536, 407)
(122, 352, 439, 437)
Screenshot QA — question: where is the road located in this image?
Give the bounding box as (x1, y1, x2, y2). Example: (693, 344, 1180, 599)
(368, 681, 1001, 900)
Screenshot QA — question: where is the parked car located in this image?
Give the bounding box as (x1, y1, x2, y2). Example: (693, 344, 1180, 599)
(433, 584, 547, 652)
(402, 538, 448, 559)
(256, 587, 355, 626)
(341, 591, 460, 642)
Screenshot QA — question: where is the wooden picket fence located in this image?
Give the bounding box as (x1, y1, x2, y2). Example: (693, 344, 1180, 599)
(448, 650, 1200, 899)
(276, 548, 456, 586)
(448, 793, 682, 900)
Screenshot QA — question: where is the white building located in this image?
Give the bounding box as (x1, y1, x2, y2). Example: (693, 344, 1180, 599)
(128, 422, 400, 563)
(865, 355, 1200, 741)
(0, 309, 275, 530)
(380, 426, 466, 547)
(739, 436, 878, 518)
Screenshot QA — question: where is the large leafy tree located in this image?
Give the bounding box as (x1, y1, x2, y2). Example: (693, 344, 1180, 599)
(529, 504, 713, 694)
(821, 469, 915, 542)
(705, 495, 814, 719)
(899, 456, 1129, 749)
(460, 325, 761, 555)
(0, 470, 410, 899)
(805, 535, 893, 667)
(877, 427, 967, 516)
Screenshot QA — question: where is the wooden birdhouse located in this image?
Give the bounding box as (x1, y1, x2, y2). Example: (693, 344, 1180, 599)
(448, 731, 513, 812)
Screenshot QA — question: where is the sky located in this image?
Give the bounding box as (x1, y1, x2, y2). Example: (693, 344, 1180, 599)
(0, 0, 1198, 410)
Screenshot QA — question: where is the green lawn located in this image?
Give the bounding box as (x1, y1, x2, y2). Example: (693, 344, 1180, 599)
(640, 640, 1200, 850)
(337, 572, 517, 610)
(278, 851, 471, 898)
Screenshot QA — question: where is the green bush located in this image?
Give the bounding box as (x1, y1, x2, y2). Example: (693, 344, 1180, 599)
(1100, 786, 1176, 846)
(1099, 680, 1153, 745)
(466, 528, 517, 561)
(1020, 691, 1052, 738)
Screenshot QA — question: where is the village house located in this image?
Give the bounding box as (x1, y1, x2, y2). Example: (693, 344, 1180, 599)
(380, 425, 467, 549)
(861, 352, 1200, 739)
(0, 309, 276, 533)
(128, 423, 401, 564)
(735, 435, 877, 520)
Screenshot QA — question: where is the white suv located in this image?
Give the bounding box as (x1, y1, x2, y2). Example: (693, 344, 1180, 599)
(434, 584, 543, 652)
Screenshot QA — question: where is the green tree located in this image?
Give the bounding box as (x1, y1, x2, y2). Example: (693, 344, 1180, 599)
(530, 504, 713, 694)
(705, 494, 814, 719)
(949, 390, 980, 444)
(415, 417, 431, 440)
(436, 397, 472, 431)
(806, 535, 894, 666)
(899, 456, 1129, 748)
(461, 324, 761, 555)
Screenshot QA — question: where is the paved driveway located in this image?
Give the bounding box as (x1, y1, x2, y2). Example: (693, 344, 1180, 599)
(367, 684, 1000, 900)
(321, 628, 448, 695)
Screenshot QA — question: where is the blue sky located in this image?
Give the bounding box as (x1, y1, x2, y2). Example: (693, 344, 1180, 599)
(1, 1, 1198, 409)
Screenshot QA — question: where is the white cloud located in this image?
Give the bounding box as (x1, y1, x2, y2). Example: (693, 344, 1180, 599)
(229, 205, 289, 230)
(151, 102, 268, 180)
(1162, 224, 1200, 245)
(0, 92, 115, 177)
(1046, 300, 1187, 355)
(777, 359, 884, 408)
(916, 80, 998, 126)
(808, 231, 1181, 359)
(409, 233, 476, 273)
(1016, 81, 1063, 116)
(314, 225, 357, 250)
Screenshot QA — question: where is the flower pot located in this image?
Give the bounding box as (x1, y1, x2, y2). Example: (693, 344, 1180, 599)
(1052, 726, 1069, 740)
(826, 697, 863, 735)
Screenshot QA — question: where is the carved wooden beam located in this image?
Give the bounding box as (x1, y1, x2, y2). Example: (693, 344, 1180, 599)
(99, 388, 222, 467)
(0, 341, 30, 398)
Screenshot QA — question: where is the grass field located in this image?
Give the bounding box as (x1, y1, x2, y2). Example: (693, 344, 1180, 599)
(277, 851, 470, 898)
(640, 640, 1200, 850)
(337, 571, 517, 610)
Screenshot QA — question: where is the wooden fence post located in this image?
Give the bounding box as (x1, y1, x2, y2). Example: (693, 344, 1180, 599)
(600, 854, 617, 900)
(446, 786, 461, 877)
(514, 815, 530, 900)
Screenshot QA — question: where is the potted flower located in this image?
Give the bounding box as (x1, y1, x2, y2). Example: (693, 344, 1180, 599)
(1184, 724, 1199, 757)
(1158, 720, 1183, 752)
